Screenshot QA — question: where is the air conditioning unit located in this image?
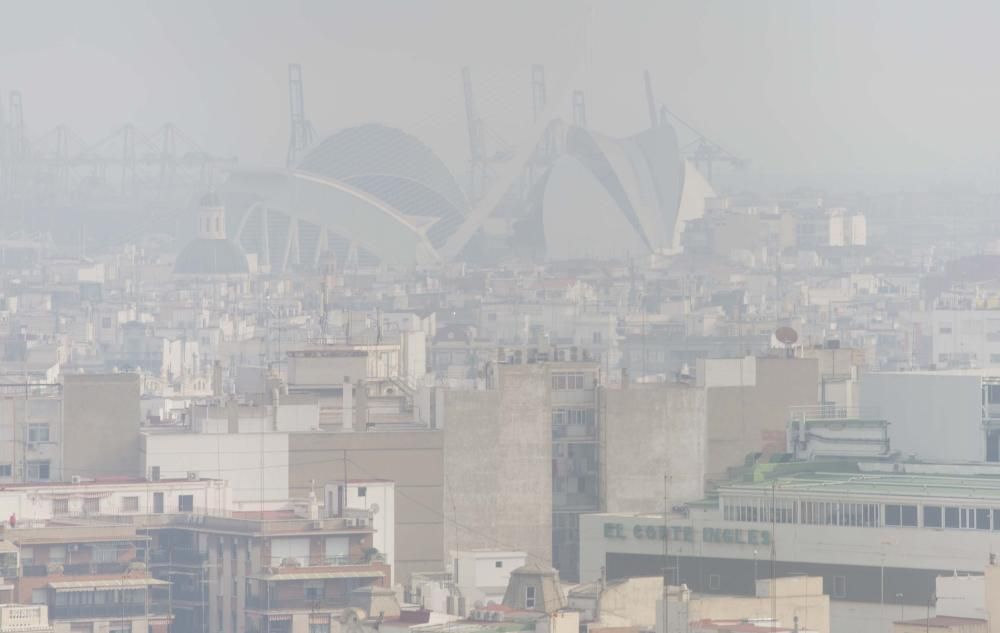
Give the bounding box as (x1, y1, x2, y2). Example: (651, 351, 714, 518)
(309, 521, 323, 530)
(344, 517, 357, 528)
(70, 475, 83, 484)
(186, 471, 198, 481)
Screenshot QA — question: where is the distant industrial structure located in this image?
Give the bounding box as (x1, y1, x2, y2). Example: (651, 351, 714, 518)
(219, 64, 727, 270)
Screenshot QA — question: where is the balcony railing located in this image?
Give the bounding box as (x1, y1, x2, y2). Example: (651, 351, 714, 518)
(150, 549, 206, 566)
(245, 596, 348, 611)
(50, 603, 169, 620)
(268, 557, 370, 569)
(788, 404, 880, 422)
(171, 588, 204, 602)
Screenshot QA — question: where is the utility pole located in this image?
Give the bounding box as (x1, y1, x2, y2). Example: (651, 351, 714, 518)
(662, 474, 671, 633)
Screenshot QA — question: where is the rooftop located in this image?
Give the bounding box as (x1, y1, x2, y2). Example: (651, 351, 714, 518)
(893, 616, 987, 628)
(719, 469, 1000, 501)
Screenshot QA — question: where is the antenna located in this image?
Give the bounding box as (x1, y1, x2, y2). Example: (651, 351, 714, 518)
(159, 123, 177, 197)
(286, 63, 315, 167)
(531, 64, 548, 122)
(572, 91, 587, 128)
(461, 67, 487, 201)
(531, 64, 552, 168)
(7, 91, 25, 207)
(643, 70, 658, 130)
(120, 123, 136, 196)
(775, 327, 799, 358)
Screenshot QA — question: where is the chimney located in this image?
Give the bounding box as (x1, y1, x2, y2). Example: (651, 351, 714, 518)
(212, 361, 223, 397)
(342, 376, 353, 431)
(355, 380, 368, 432)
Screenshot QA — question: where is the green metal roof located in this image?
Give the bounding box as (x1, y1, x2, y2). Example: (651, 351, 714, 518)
(719, 470, 1000, 502)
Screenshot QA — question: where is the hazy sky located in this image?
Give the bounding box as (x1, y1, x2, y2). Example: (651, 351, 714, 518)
(4, 0, 1000, 191)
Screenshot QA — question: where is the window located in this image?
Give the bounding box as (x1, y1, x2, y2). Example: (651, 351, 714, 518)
(26, 461, 50, 481)
(885, 504, 901, 526)
(551, 372, 585, 390)
(885, 504, 917, 527)
(52, 499, 69, 515)
(310, 625, 331, 633)
(0, 464, 11, 478)
(496, 561, 503, 568)
(49, 545, 65, 564)
(994, 509, 1000, 531)
(833, 576, 847, 598)
(924, 506, 942, 528)
(525, 586, 536, 609)
(939, 326, 953, 334)
(83, 498, 99, 514)
(121, 496, 139, 512)
(708, 574, 721, 591)
(178, 495, 194, 512)
(976, 508, 991, 530)
(304, 581, 323, 601)
(945, 507, 960, 528)
(31, 589, 46, 605)
(357, 487, 367, 498)
(27, 424, 49, 443)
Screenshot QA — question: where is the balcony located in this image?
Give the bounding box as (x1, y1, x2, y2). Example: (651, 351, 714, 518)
(150, 548, 206, 566)
(171, 587, 204, 602)
(63, 562, 130, 575)
(50, 603, 169, 620)
(245, 596, 349, 611)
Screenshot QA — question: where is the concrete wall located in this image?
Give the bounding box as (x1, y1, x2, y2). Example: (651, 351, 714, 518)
(704, 357, 818, 481)
(987, 563, 1000, 633)
(894, 622, 986, 633)
(288, 429, 443, 583)
(63, 373, 141, 479)
(602, 384, 706, 513)
(685, 589, 829, 633)
(597, 577, 663, 629)
(142, 432, 289, 505)
(936, 575, 986, 619)
(860, 372, 982, 462)
(0, 395, 62, 482)
(443, 364, 552, 567)
(288, 353, 367, 387)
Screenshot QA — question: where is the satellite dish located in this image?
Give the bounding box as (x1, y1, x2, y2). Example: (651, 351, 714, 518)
(775, 326, 798, 346)
(370, 503, 380, 514)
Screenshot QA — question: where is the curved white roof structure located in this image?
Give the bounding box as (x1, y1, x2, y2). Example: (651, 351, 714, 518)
(539, 122, 711, 261)
(222, 118, 713, 269)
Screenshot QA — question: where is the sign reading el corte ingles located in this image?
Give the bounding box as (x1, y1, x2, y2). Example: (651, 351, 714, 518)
(603, 522, 771, 546)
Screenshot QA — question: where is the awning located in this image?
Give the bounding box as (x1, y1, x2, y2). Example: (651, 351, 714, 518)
(249, 570, 384, 581)
(48, 578, 171, 591)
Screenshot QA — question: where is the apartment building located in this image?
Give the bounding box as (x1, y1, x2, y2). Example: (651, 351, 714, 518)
(7, 522, 172, 633)
(147, 509, 388, 633)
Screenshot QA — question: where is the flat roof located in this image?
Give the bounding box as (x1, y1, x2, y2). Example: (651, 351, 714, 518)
(248, 570, 384, 581)
(893, 616, 987, 628)
(48, 578, 170, 591)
